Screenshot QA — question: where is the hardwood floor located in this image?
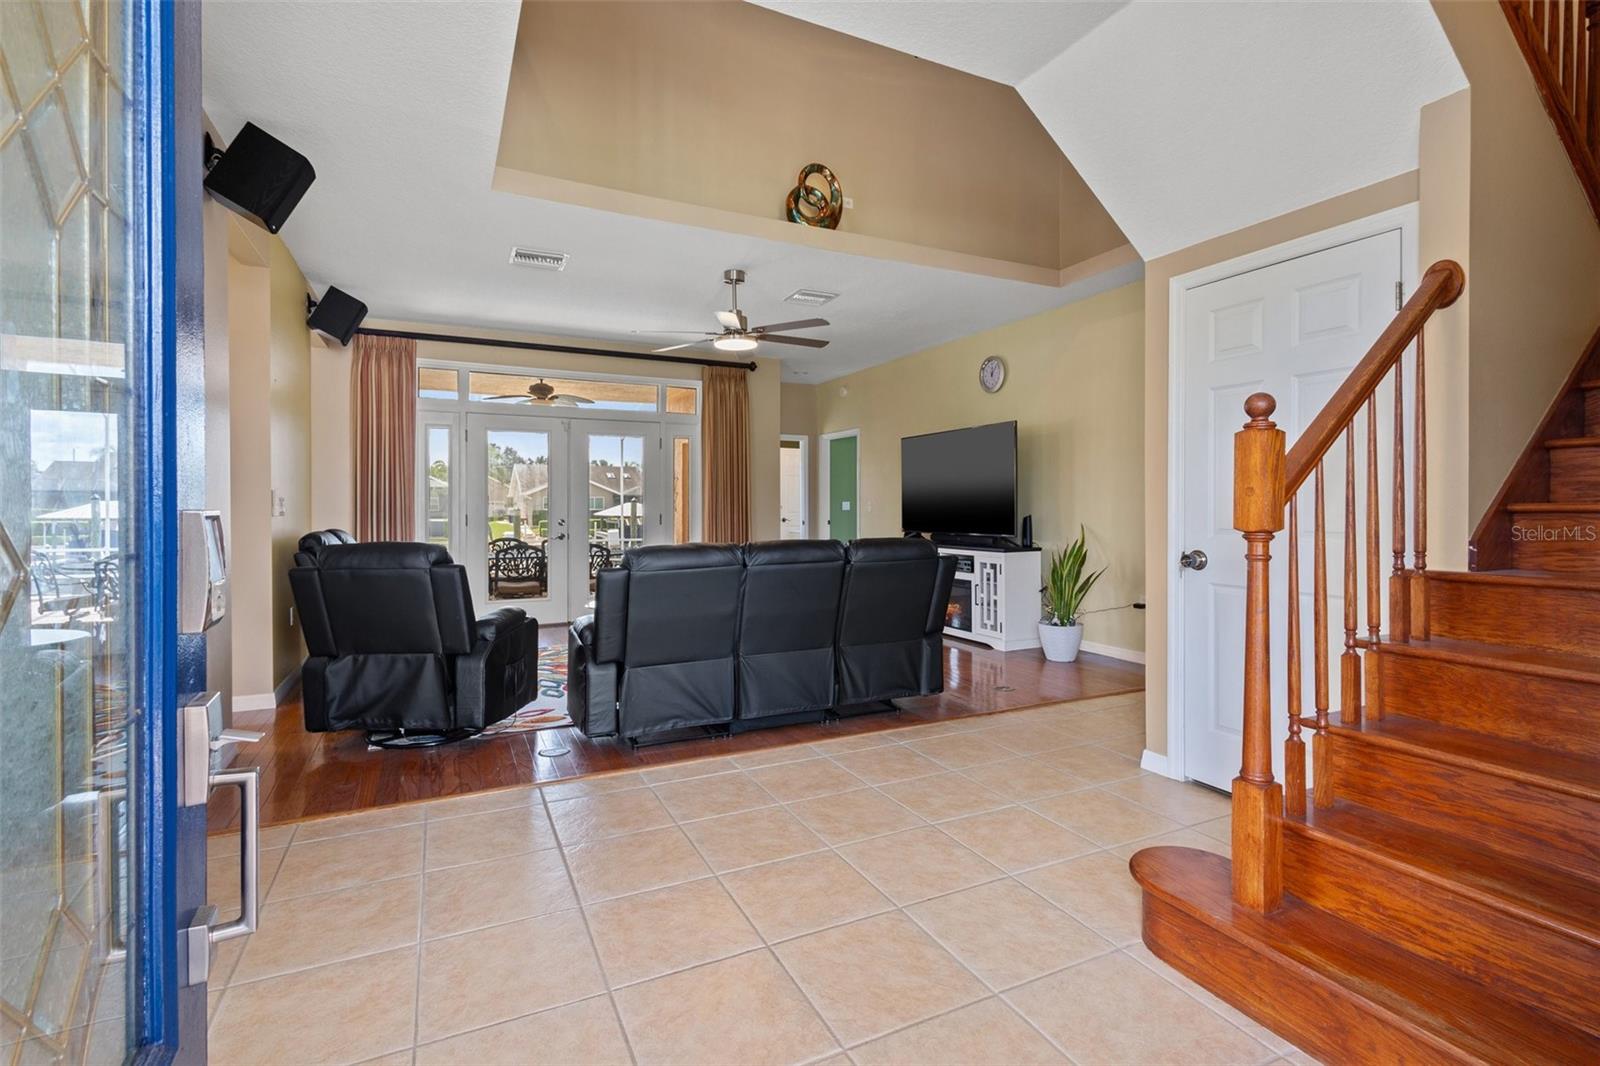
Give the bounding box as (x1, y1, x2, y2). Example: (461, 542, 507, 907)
(208, 627, 1145, 831)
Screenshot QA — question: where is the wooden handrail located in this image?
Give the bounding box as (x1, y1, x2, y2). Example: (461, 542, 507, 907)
(1502, 0, 1600, 226)
(1283, 260, 1464, 495)
(1229, 259, 1465, 914)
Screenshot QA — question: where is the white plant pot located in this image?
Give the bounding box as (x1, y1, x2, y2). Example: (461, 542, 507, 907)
(1038, 622, 1085, 663)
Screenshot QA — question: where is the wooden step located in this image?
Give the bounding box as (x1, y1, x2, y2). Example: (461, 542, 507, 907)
(1500, 505, 1600, 571)
(1583, 379, 1600, 434)
(1283, 802, 1600, 1035)
(1426, 569, 1600, 656)
(1368, 636, 1600, 757)
(1545, 437, 1600, 500)
(1326, 713, 1600, 878)
(1131, 847, 1600, 1065)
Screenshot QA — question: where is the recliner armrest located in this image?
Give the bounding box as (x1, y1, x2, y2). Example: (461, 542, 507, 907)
(476, 606, 529, 645)
(570, 613, 596, 652)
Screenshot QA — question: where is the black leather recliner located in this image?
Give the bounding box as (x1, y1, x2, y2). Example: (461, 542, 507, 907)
(739, 540, 848, 722)
(568, 538, 955, 743)
(838, 538, 955, 704)
(288, 533, 537, 744)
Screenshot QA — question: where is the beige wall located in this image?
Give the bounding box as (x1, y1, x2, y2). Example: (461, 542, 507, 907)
(308, 324, 784, 570)
(203, 196, 234, 704)
(813, 282, 1147, 656)
(499, 1, 1127, 275)
(267, 240, 314, 688)
(221, 223, 313, 705)
(1429, 2, 1600, 521)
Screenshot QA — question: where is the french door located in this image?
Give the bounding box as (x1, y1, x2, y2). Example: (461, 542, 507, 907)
(460, 415, 673, 623)
(2, 0, 204, 1060)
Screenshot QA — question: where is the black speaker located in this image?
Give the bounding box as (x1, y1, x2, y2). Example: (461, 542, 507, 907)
(203, 122, 315, 234)
(1020, 514, 1033, 548)
(307, 287, 368, 346)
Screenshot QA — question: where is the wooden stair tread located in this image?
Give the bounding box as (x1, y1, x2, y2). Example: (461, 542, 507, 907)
(1377, 634, 1600, 682)
(1579, 378, 1600, 390)
(1505, 501, 1600, 513)
(1544, 435, 1600, 448)
(1131, 847, 1600, 1064)
(1329, 712, 1600, 801)
(1291, 801, 1600, 945)
(1427, 568, 1600, 590)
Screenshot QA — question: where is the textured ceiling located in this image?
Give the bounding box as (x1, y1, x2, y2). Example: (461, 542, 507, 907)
(757, 0, 1467, 258)
(201, 1, 1136, 384)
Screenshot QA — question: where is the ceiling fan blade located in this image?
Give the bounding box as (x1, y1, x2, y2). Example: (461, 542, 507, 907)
(750, 318, 828, 334)
(485, 394, 530, 401)
(715, 310, 747, 330)
(635, 330, 716, 336)
(653, 341, 703, 353)
(759, 334, 829, 348)
(554, 394, 596, 405)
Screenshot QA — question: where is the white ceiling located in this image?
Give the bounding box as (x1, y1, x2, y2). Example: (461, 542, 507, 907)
(201, 1, 1137, 385)
(756, 1, 1467, 259)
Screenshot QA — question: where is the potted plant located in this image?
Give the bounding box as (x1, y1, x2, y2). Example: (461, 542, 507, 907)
(1039, 526, 1105, 663)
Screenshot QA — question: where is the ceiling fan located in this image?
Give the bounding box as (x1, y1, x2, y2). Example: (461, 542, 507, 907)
(485, 377, 595, 406)
(638, 269, 830, 353)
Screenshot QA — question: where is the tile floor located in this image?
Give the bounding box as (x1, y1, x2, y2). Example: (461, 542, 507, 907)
(205, 695, 1318, 1065)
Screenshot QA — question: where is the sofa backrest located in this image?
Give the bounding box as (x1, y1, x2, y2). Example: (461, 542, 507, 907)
(737, 540, 848, 718)
(290, 542, 476, 658)
(836, 538, 955, 703)
(612, 543, 744, 732)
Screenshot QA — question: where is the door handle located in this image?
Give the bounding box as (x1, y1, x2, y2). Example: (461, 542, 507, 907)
(1179, 549, 1208, 572)
(208, 767, 261, 943)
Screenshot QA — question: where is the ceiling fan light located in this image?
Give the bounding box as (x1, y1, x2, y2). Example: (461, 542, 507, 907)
(713, 335, 758, 352)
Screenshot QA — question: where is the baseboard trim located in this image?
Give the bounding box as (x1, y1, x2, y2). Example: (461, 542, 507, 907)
(273, 666, 301, 705)
(234, 667, 301, 713)
(1140, 748, 1175, 778)
(1080, 641, 1146, 665)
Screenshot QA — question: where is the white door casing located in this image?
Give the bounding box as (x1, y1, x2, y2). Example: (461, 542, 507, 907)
(1170, 207, 1415, 791)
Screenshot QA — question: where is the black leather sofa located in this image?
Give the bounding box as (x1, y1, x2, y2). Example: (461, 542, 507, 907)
(288, 532, 537, 745)
(568, 538, 957, 743)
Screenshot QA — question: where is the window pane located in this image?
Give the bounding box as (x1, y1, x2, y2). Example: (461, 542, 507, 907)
(671, 437, 693, 543)
(585, 434, 644, 592)
(417, 366, 457, 399)
(665, 386, 697, 415)
(468, 372, 657, 411)
(485, 429, 550, 602)
(424, 425, 450, 545)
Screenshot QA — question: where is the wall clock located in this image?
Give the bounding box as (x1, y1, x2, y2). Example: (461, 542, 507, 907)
(979, 355, 1006, 393)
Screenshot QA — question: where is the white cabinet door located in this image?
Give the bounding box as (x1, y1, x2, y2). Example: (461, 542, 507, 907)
(1177, 228, 1403, 791)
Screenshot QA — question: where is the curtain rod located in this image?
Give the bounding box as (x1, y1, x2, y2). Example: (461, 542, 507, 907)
(353, 326, 758, 372)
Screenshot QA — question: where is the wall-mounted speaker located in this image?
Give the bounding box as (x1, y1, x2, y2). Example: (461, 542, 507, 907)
(203, 122, 315, 234)
(307, 287, 368, 346)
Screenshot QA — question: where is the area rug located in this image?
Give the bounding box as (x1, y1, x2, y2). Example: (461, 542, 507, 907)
(477, 643, 572, 736)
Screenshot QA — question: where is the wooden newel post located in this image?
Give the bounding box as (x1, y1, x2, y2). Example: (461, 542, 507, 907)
(1232, 393, 1285, 912)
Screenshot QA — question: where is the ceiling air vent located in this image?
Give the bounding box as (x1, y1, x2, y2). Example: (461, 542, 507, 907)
(784, 288, 839, 306)
(508, 246, 569, 271)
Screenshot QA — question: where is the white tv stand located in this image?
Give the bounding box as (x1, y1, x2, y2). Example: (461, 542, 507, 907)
(935, 545, 1042, 652)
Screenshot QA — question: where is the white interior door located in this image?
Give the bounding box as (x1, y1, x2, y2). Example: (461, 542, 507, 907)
(465, 413, 569, 626)
(569, 420, 667, 618)
(1177, 228, 1404, 791)
(780, 438, 808, 538)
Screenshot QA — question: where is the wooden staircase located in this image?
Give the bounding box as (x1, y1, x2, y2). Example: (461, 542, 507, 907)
(1132, 260, 1600, 1063)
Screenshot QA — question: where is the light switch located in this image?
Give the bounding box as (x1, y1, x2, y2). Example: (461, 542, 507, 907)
(841, 501, 851, 511)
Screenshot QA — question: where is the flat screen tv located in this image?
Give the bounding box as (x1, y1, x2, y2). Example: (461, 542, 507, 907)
(901, 421, 1017, 538)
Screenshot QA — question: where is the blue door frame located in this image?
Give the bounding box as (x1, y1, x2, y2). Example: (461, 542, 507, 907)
(130, 0, 209, 1060)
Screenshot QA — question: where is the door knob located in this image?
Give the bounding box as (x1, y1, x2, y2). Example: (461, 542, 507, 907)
(1179, 549, 1208, 571)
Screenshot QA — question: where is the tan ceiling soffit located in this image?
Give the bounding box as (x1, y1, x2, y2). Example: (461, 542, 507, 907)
(491, 166, 1136, 288)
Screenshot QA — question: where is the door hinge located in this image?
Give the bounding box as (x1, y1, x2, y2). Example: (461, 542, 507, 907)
(1395, 281, 1403, 311)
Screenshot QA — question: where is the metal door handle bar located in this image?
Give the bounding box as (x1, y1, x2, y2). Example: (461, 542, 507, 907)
(208, 767, 260, 942)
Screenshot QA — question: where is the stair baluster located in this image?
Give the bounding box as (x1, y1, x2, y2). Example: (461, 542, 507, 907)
(1286, 496, 1305, 819)
(1391, 363, 1411, 641)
